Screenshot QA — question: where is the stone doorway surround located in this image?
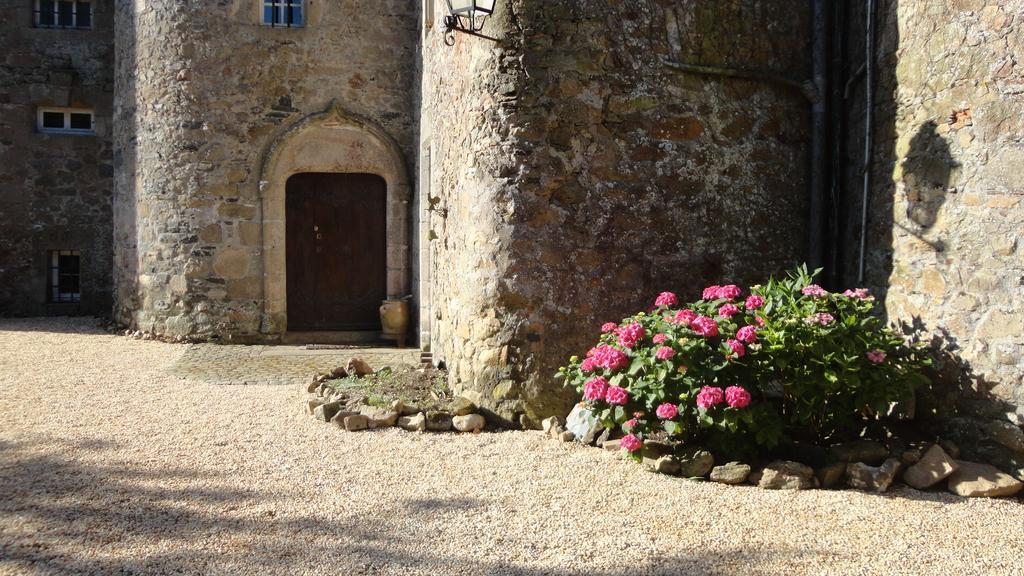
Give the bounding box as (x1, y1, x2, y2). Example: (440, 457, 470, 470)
(258, 102, 411, 335)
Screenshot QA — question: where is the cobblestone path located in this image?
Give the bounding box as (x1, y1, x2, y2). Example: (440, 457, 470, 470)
(169, 343, 422, 385)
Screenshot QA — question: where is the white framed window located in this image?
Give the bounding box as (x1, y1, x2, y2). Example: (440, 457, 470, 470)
(262, 0, 304, 27)
(49, 250, 81, 303)
(34, 0, 92, 29)
(37, 107, 95, 135)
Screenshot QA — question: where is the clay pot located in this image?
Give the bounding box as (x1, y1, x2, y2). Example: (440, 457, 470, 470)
(379, 299, 409, 347)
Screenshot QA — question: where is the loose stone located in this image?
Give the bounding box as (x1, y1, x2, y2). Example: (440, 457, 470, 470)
(541, 415, 565, 435)
(313, 401, 343, 422)
(359, 406, 399, 428)
(815, 462, 847, 489)
(565, 404, 604, 445)
(425, 410, 453, 432)
(602, 439, 621, 452)
(448, 397, 477, 417)
(947, 460, 1024, 498)
(644, 455, 681, 475)
(343, 414, 369, 432)
(984, 420, 1024, 453)
(903, 444, 958, 489)
(846, 458, 901, 492)
(346, 357, 373, 377)
(710, 462, 751, 484)
(398, 412, 427, 432)
(677, 449, 714, 478)
(758, 461, 816, 490)
(452, 413, 486, 432)
(330, 410, 360, 428)
(306, 399, 324, 415)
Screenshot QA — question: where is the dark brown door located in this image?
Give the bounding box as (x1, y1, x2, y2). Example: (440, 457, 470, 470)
(286, 172, 387, 331)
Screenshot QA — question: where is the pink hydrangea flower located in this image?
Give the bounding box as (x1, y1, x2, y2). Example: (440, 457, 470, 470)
(718, 303, 740, 318)
(736, 325, 758, 344)
(655, 403, 678, 419)
(716, 285, 742, 300)
(582, 377, 609, 401)
(696, 386, 725, 409)
(702, 285, 721, 300)
(690, 315, 719, 337)
(725, 386, 752, 409)
(755, 316, 766, 327)
(804, 312, 835, 326)
(655, 346, 675, 361)
(616, 322, 646, 349)
(588, 345, 629, 371)
(842, 288, 872, 300)
(600, 322, 618, 333)
(652, 333, 668, 344)
(801, 284, 829, 297)
(654, 291, 678, 307)
(725, 339, 745, 358)
(605, 385, 629, 405)
(673, 309, 697, 325)
(867, 350, 887, 363)
(624, 418, 638, 430)
(620, 434, 642, 452)
(580, 357, 596, 372)
(744, 294, 765, 309)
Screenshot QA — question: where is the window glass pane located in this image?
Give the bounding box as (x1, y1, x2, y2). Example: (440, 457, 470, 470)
(58, 1, 74, 26)
(59, 253, 80, 274)
(69, 113, 92, 130)
(42, 111, 65, 129)
(38, 0, 55, 25)
(263, 4, 275, 24)
(76, 2, 91, 27)
(289, 3, 303, 26)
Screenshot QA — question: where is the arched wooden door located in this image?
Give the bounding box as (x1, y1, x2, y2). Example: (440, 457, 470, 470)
(285, 172, 386, 331)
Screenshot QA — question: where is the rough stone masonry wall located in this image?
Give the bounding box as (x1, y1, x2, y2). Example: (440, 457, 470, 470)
(423, 0, 812, 425)
(113, 0, 418, 338)
(846, 1, 1024, 473)
(419, 0, 525, 423)
(0, 0, 114, 316)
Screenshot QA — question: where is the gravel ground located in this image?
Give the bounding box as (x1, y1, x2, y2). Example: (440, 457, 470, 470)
(1, 317, 1022, 576)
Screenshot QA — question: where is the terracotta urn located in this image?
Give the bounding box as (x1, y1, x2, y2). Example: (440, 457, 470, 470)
(379, 298, 410, 348)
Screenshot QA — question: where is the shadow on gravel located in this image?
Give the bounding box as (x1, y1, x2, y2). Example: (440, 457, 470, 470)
(0, 438, 843, 575)
(0, 316, 110, 335)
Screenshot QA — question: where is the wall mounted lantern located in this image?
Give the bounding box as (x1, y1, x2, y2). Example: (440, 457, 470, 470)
(443, 0, 497, 45)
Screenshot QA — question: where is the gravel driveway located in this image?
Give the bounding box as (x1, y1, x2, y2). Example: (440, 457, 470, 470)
(1, 317, 1021, 575)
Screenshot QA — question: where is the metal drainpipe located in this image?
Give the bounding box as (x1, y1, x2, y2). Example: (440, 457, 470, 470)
(808, 0, 829, 273)
(857, 0, 877, 284)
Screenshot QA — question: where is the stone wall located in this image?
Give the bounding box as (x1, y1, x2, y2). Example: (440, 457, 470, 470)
(113, 0, 419, 338)
(422, 0, 813, 425)
(0, 0, 114, 316)
(842, 1, 1024, 471)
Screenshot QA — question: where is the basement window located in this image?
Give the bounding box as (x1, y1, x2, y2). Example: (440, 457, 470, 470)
(49, 250, 81, 303)
(262, 0, 304, 27)
(37, 107, 94, 135)
(34, 0, 92, 29)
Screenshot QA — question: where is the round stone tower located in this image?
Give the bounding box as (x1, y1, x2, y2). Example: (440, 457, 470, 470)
(113, 0, 419, 339)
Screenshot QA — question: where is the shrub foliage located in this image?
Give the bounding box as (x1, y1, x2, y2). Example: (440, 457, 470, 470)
(557, 266, 930, 456)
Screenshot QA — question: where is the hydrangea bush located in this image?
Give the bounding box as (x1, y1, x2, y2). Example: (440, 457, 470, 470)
(556, 265, 930, 457)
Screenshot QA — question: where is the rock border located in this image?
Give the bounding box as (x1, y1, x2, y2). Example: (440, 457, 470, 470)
(542, 406, 1023, 499)
(305, 360, 487, 435)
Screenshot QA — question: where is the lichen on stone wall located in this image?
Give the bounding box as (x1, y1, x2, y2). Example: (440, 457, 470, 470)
(422, 0, 813, 425)
(113, 0, 419, 339)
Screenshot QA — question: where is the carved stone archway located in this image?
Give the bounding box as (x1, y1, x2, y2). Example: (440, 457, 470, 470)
(258, 102, 411, 334)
